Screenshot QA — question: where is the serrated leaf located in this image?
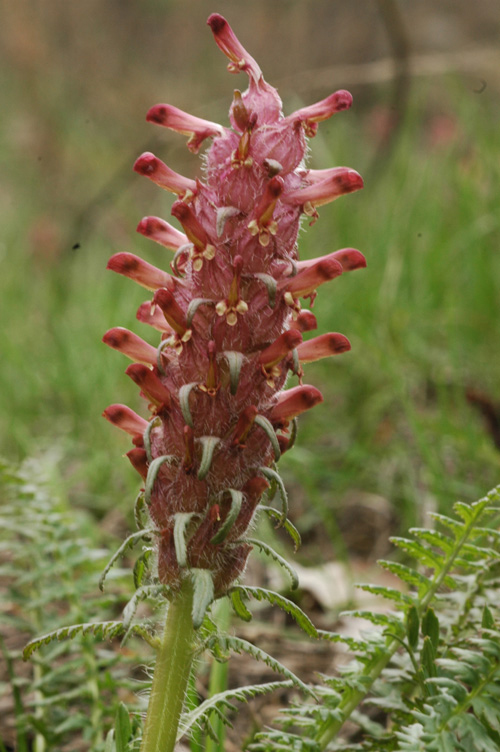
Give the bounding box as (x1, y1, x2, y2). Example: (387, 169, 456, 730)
(99, 529, 157, 591)
(410, 527, 454, 555)
(378, 561, 432, 592)
(422, 607, 440, 650)
(122, 585, 168, 630)
(212, 634, 313, 696)
(134, 491, 148, 530)
(230, 587, 252, 622)
(178, 680, 293, 740)
(259, 506, 301, 551)
(407, 605, 420, 650)
(133, 548, 152, 589)
(482, 605, 495, 631)
(429, 512, 465, 538)
(23, 621, 127, 660)
(421, 635, 437, 679)
(453, 501, 475, 524)
(390, 537, 443, 570)
(245, 538, 299, 589)
(355, 583, 414, 606)
(258, 468, 288, 525)
(232, 586, 317, 637)
(114, 702, 131, 752)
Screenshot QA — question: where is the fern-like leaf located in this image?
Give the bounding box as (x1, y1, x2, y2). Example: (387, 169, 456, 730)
(23, 621, 155, 660)
(229, 586, 318, 637)
(208, 634, 314, 696)
(178, 680, 294, 741)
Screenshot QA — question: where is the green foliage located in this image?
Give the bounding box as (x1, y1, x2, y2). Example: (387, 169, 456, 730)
(248, 485, 500, 751)
(178, 680, 294, 744)
(0, 456, 146, 751)
(4, 459, 500, 752)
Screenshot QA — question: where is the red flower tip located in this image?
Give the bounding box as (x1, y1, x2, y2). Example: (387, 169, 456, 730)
(296, 333, 351, 364)
(125, 363, 171, 408)
(286, 167, 363, 211)
(102, 403, 148, 437)
(297, 248, 366, 275)
(103, 327, 157, 365)
(145, 104, 224, 153)
(282, 258, 343, 299)
(134, 152, 197, 197)
(126, 448, 149, 480)
(286, 89, 353, 136)
(107, 252, 175, 291)
(207, 13, 262, 82)
(133, 152, 158, 176)
(270, 385, 324, 425)
(295, 310, 318, 332)
(136, 216, 187, 251)
(331, 247, 366, 271)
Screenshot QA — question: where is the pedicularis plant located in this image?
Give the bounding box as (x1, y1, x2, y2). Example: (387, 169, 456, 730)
(18, 14, 500, 752)
(102, 14, 363, 751)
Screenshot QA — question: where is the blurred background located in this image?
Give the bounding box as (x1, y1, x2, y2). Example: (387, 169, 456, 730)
(1, 0, 499, 552)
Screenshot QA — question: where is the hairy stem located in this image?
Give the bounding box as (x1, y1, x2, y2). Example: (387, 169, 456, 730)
(140, 577, 195, 752)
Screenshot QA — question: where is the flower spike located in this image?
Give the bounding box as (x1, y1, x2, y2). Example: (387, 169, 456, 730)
(103, 14, 364, 599)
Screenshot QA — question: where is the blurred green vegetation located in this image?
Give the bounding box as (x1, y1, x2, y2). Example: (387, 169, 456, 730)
(0, 3, 498, 553)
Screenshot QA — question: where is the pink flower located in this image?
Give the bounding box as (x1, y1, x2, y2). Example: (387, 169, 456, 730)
(104, 15, 364, 595)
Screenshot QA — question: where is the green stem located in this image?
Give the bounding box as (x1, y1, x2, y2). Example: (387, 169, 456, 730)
(140, 577, 196, 752)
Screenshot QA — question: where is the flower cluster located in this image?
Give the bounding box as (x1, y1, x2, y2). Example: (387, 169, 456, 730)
(103, 14, 364, 596)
